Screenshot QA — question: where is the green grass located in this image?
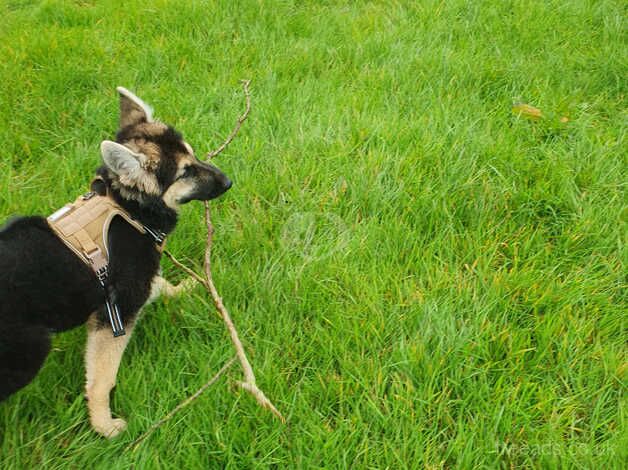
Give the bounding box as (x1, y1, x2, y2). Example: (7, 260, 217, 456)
(0, 0, 626, 468)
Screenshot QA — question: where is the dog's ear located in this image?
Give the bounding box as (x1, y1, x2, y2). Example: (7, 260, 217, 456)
(116, 86, 153, 129)
(100, 140, 143, 176)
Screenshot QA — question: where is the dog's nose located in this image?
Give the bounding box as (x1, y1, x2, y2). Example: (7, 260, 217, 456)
(223, 178, 232, 190)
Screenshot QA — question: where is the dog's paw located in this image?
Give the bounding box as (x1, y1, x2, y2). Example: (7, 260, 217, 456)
(93, 418, 127, 438)
(175, 277, 198, 295)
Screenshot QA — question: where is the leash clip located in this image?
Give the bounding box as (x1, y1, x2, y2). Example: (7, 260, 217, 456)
(143, 226, 166, 244)
(96, 266, 126, 337)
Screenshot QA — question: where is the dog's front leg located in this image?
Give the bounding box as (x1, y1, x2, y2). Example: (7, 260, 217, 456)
(147, 275, 196, 304)
(85, 314, 134, 438)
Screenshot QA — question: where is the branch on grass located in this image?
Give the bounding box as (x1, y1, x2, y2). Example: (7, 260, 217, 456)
(206, 79, 251, 160)
(164, 244, 284, 423)
(163, 251, 208, 290)
(134, 80, 283, 449)
(202, 80, 284, 421)
(126, 356, 236, 452)
(203, 202, 285, 423)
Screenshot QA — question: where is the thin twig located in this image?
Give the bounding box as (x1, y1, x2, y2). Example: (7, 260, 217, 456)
(145, 79, 284, 441)
(163, 250, 209, 290)
(205, 80, 284, 421)
(202, 202, 285, 422)
(127, 356, 237, 452)
(206, 79, 251, 160)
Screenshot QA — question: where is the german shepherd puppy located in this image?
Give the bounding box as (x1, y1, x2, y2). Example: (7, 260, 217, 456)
(0, 87, 232, 437)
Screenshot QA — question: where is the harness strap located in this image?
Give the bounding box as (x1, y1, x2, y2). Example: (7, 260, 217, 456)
(74, 228, 99, 255)
(47, 182, 166, 337)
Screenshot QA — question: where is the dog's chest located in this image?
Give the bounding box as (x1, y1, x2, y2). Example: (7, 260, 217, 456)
(106, 218, 162, 316)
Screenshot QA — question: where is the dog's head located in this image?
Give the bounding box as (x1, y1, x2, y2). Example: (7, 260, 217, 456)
(99, 87, 232, 210)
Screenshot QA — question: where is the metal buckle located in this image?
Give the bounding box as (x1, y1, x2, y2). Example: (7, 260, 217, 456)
(144, 226, 166, 245)
(81, 191, 96, 201)
(96, 266, 125, 337)
(96, 266, 109, 285)
(104, 298, 126, 337)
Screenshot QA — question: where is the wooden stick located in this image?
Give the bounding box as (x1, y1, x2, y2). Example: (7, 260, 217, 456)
(127, 356, 237, 451)
(163, 250, 209, 290)
(162, 79, 284, 425)
(203, 202, 285, 422)
(206, 79, 251, 159)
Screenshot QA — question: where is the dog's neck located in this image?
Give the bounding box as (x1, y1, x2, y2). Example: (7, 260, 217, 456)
(94, 167, 178, 235)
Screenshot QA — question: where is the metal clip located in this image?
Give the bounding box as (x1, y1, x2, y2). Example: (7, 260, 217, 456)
(104, 298, 126, 337)
(143, 226, 166, 244)
(96, 266, 125, 337)
(96, 266, 109, 286)
(81, 191, 96, 201)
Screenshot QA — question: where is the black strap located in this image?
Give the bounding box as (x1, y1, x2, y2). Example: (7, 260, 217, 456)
(143, 225, 166, 245)
(96, 266, 125, 337)
(86, 177, 165, 336)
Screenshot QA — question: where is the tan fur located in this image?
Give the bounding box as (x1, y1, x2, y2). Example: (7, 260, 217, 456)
(85, 315, 134, 438)
(162, 178, 197, 209)
(111, 123, 183, 200)
(84, 275, 192, 438)
(117, 86, 154, 126)
(114, 172, 161, 198)
(182, 141, 194, 155)
(135, 121, 168, 137)
(76, 87, 230, 438)
(119, 103, 149, 129)
(124, 139, 162, 171)
(176, 153, 196, 166)
(148, 275, 195, 303)
(161, 155, 200, 209)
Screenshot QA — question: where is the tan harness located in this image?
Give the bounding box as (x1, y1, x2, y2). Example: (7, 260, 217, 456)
(47, 183, 166, 336)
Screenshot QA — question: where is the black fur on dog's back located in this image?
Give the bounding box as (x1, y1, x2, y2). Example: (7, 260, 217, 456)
(0, 216, 98, 400)
(0, 87, 231, 411)
(0, 202, 168, 400)
(0, 216, 100, 330)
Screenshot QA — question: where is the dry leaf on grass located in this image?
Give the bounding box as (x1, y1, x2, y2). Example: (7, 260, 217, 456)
(512, 102, 543, 120)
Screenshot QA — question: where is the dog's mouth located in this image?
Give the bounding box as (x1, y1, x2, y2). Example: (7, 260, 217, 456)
(177, 178, 232, 204)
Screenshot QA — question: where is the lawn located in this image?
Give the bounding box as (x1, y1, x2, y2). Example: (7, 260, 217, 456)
(0, 0, 626, 468)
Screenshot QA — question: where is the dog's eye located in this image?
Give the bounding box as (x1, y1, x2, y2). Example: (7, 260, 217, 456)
(178, 166, 195, 180)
